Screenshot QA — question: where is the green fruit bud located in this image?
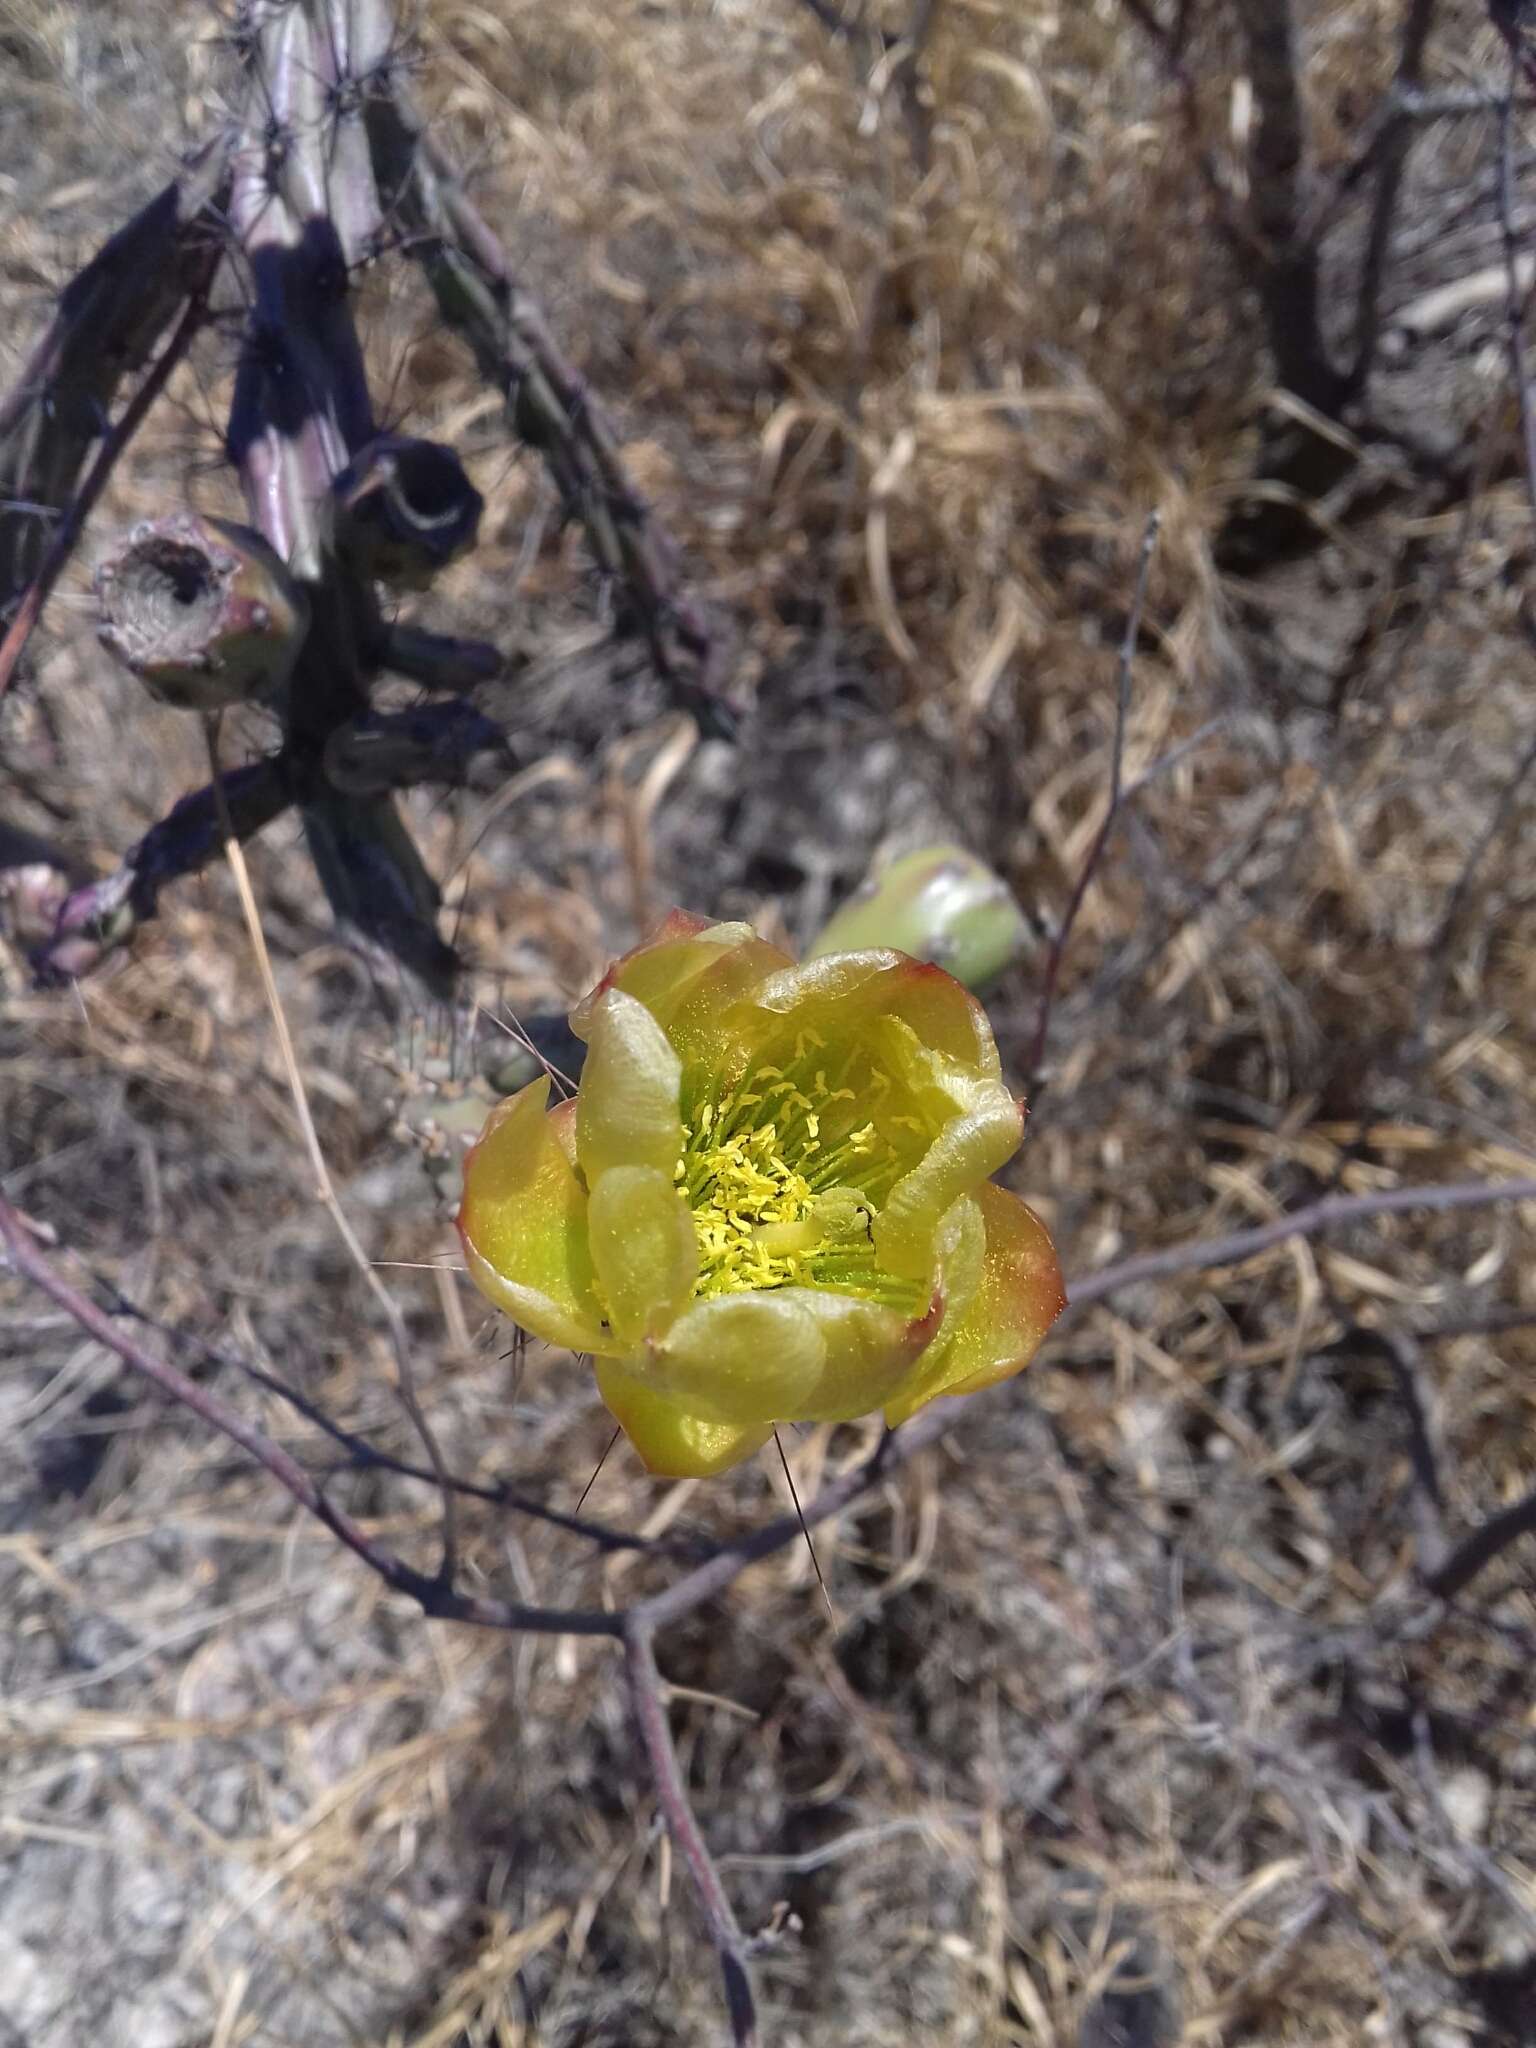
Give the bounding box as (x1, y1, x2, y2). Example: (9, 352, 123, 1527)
(807, 845, 1030, 994)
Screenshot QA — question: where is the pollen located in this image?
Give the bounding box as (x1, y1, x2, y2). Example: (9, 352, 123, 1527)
(676, 1048, 909, 1305)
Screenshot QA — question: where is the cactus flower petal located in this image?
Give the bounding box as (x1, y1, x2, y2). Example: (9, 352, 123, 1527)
(586, 1165, 699, 1346)
(594, 1359, 774, 1478)
(883, 1182, 1066, 1425)
(576, 989, 685, 1181)
(458, 1080, 606, 1353)
(647, 1291, 827, 1426)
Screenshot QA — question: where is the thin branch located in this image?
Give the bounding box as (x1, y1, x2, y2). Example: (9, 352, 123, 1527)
(0, 1194, 619, 1638)
(1066, 1174, 1536, 1305)
(1347, 0, 1441, 397)
(1426, 1479, 1536, 1599)
(1025, 510, 1160, 1085)
(623, 1623, 760, 2048)
(1317, 1326, 1446, 1573)
(1496, 63, 1536, 523)
(1229, 0, 1347, 411)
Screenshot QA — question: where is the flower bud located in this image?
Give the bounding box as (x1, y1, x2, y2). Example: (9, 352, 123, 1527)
(33, 873, 137, 984)
(808, 844, 1030, 994)
(94, 513, 309, 711)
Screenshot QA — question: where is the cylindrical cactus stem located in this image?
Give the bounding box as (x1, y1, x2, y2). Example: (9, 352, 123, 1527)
(322, 702, 506, 795)
(227, 0, 382, 579)
(0, 133, 231, 609)
(301, 791, 459, 997)
(94, 513, 310, 710)
(311, 0, 395, 268)
(362, 70, 726, 721)
(226, 147, 341, 581)
(376, 624, 504, 692)
(329, 436, 483, 589)
(807, 844, 1033, 994)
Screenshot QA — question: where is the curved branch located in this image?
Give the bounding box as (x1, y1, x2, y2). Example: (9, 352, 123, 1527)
(0, 1194, 620, 1640)
(624, 1623, 760, 2047)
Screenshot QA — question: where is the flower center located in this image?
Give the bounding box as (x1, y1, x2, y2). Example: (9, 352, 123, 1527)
(675, 1034, 913, 1305)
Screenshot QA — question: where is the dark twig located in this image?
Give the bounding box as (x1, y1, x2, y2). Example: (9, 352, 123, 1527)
(1318, 1326, 1446, 1573)
(1025, 510, 1160, 1085)
(1228, 0, 1347, 412)
(8, 1160, 1536, 2035)
(1066, 1175, 1536, 1305)
(1347, 0, 1441, 397)
(623, 1623, 760, 2048)
(1426, 1479, 1536, 1599)
(1495, 63, 1536, 526)
(0, 1194, 619, 1638)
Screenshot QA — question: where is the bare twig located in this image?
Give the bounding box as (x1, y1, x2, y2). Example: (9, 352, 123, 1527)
(8, 1158, 1536, 2035)
(624, 1624, 760, 2047)
(1319, 1327, 1446, 1574)
(0, 1194, 618, 1638)
(1495, 64, 1536, 521)
(363, 75, 729, 727)
(1348, 0, 1441, 396)
(1066, 1174, 1536, 1305)
(1025, 510, 1160, 1085)
(1426, 1479, 1536, 1599)
(1229, 0, 1346, 412)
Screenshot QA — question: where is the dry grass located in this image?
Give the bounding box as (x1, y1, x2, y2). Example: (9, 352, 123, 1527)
(3, 1, 1536, 2042)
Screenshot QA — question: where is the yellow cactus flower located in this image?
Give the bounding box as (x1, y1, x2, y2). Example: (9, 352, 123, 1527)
(457, 913, 1065, 1478)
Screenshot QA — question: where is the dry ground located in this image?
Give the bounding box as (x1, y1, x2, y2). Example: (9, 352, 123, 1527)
(3, 2, 1536, 2043)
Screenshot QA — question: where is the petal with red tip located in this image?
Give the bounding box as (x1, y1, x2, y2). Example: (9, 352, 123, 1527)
(456, 1077, 606, 1352)
(884, 1181, 1064, 1425)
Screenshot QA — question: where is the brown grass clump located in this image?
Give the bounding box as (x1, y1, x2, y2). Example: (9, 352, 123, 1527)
(3, 2, 1536, 2043)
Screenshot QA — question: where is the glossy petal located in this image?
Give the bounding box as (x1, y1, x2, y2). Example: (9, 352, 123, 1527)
(595, 1358, 774, 1478)
(576, 988, 684, 1181)
(457, 1077, 606, 1352)
(587, 1165, 698, 1346)
(788, 1286, 945, 1423)
(749, 950, 1001, 1075)
(875, 1086, 1023, 1281)
(570, 917, 759, 1039)
(884, 1182, 1065, 1425)
(645, 1291, 826, 1426)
